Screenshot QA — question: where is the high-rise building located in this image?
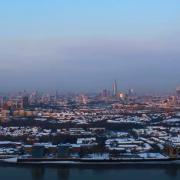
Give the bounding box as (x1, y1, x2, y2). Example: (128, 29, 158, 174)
(75, 94, 88, 105)
(0, 96, 3, 107)
(128, 88, 135, 96)
(176, 87, 180, 97)
(112, 80, 118, 96)
(101, 89, 108, 97)
(23, 96, 29, 108)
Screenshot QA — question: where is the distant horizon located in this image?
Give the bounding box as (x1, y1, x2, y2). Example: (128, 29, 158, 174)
(0, 82, 179, 96)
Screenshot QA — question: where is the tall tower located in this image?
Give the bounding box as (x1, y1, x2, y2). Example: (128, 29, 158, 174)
(112, 80, 117, 96)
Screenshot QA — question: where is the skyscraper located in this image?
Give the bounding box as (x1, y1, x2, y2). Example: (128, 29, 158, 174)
(112, 80, 118, 96)
(128, 88, 135, 96)
(22, 96, 29, 108)
(176, 87, 180, 97)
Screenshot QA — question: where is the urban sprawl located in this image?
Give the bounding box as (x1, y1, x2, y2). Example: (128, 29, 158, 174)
(0, 82, 180, 161)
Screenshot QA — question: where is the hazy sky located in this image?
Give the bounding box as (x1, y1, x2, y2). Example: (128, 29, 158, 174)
(0, 0, 180, 93)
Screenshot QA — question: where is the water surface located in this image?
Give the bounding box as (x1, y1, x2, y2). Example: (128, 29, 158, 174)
(0, 165, 180, 180)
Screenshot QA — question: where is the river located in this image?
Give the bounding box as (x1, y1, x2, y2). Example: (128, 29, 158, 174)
(0, 164, 180, 180)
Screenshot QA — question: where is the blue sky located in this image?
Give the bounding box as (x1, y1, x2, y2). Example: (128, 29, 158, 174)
(0, 1, 180, 93)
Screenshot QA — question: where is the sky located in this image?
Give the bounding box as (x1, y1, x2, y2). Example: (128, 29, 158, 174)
(0, 0, 180, 93)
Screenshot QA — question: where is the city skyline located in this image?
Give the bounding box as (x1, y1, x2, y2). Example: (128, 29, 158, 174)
(1, 1, 180, 179)
(0, 1, 180, 92)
